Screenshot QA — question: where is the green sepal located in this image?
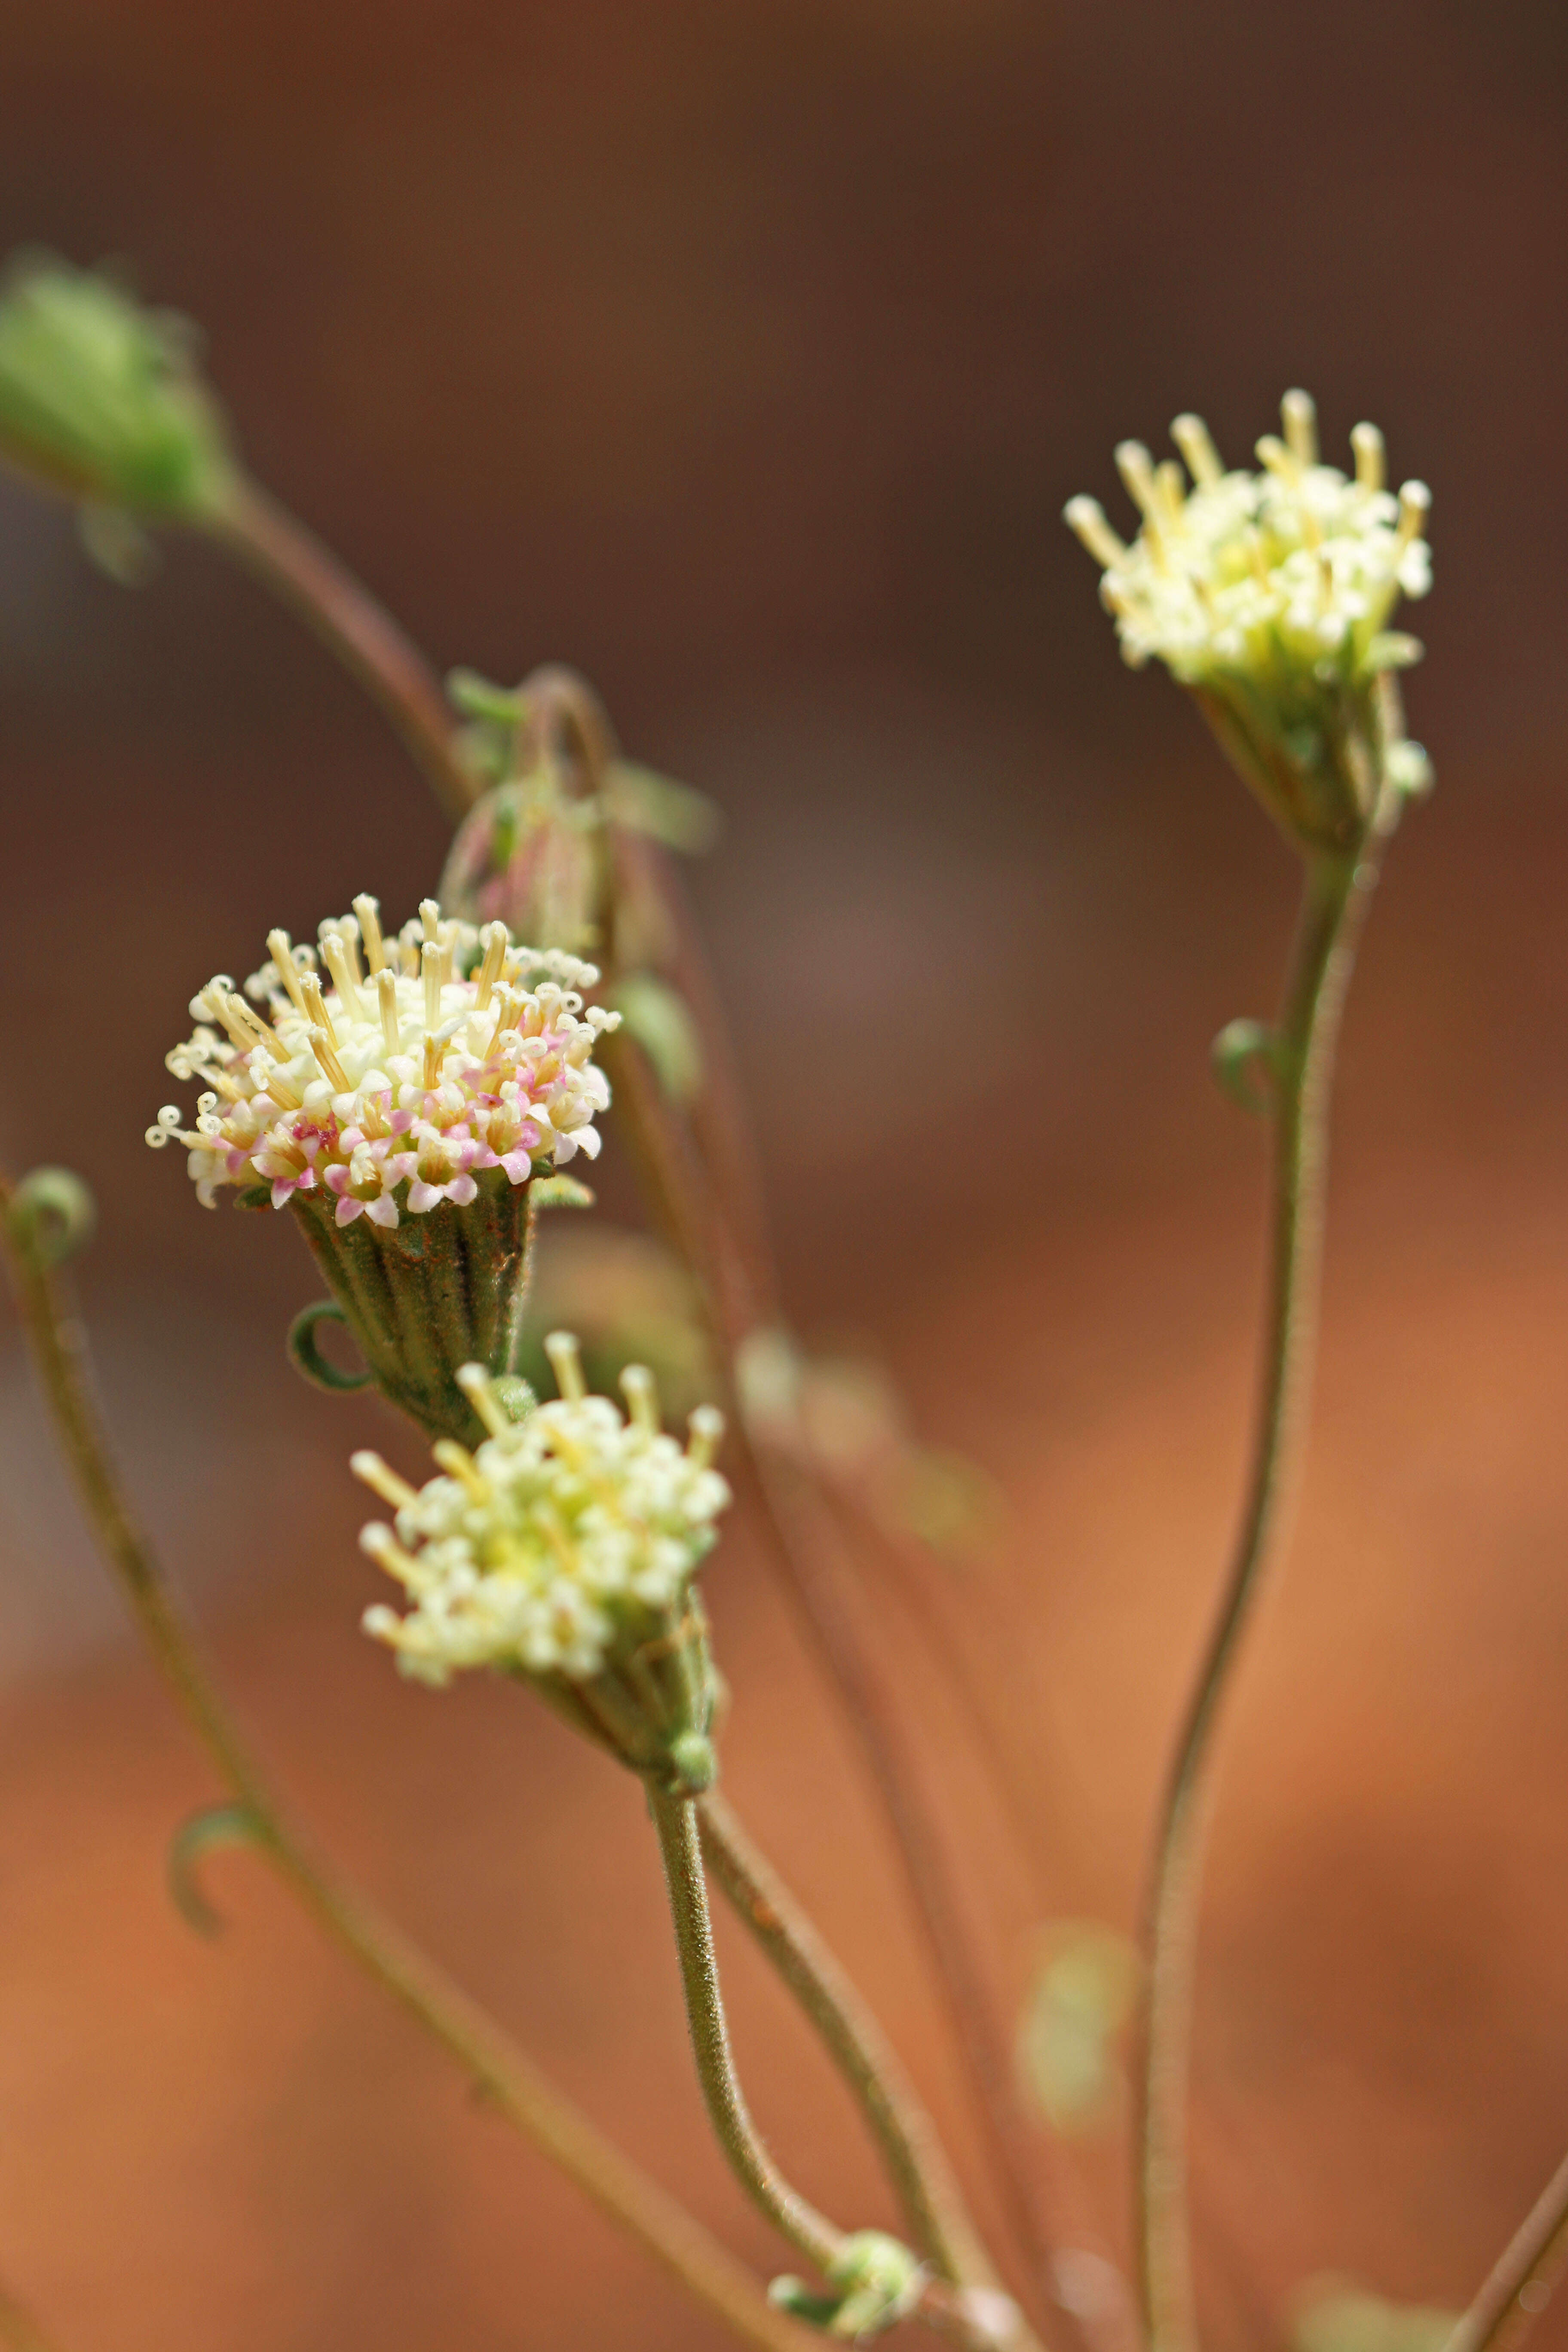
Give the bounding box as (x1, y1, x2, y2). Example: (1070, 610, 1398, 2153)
(168, 1801, 271, 1936)
(529, 1590, 720, 1795)
(288, 1168, 538, 1446)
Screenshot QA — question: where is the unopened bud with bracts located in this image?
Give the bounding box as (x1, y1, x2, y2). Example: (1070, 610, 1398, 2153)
(352, 1344, 730, 1795)
(148, 895, 621, 1442)
(0, 251, 236, 524)
(1066, 390, 1433, 854)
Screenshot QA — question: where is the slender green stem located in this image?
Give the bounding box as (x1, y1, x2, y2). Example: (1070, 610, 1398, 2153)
(210, 475, 477, 824)
(650, 1786, 849, 2275)
(697, 1788, 997, 2294)
(609, 1023, 1066, 2342)
(0, 1173, 819, 2352)
(1136, 846, 1381, 2352)
(1443, 2150, 1568, 2352)
(159, 476, 1055, 2343)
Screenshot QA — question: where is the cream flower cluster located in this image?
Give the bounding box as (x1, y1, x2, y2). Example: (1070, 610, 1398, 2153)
(353, 1343, 729, 1684)
(1065, 390, 1431, 686)
(148, 897, 620, 1225)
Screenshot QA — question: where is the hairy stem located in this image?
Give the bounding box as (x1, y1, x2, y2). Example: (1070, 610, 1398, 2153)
(697, 1787, 996, 2292)
(1136, 846, 1378, 2352)
(0, 1173, 817, 2352)
(650, 1787, 848, 2275)
(1443, 2150, 1568, 2352)
(211, 476, 476, 824)
(609, 1019, 1066, 2341)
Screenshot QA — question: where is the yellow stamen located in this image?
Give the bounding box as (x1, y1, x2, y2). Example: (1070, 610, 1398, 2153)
(544, 1330, 586, 1401)
(308, 1028, 351, 1091)
(1255, 433, 1297, 482)
(353, 894, 386, 973)
(1170, 412, 1223, 487)
(422, 1034, 444, 1090)
(423, 942, 442, 1033)
(687, 1404, 725, 1469)
(1281, 388, 1318, 467)
(321, 932, 365, 1023)
(1351, 422, 1385, 493)
(351, 1450, 420, 1512)
(1063, 496, 1127, 569)
(336, 917, 365, 992)
(266, 931, 311, 1017)
(619, 1363, 660, 1434)
(456, 1362, 514, 1441)
(359, 1521, 429, 1592)
(420, 898, 442, 943)
(1114, 439, 1160, 521)
(1153, 459, 1186, 527)
(1396, 480, 1431, 548)
(432, 1439, 490, 1500)
(300, 975, 338, 1047)
(474, 922, 510, 1012)
(377, 967, 401, 1058)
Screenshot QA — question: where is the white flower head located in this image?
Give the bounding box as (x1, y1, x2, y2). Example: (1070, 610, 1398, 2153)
(148, 895, 621, 1220)
(354, 1338, 730, 1688)
(1066, 391, 1430, 686)
(1065, 393, 1433, 848)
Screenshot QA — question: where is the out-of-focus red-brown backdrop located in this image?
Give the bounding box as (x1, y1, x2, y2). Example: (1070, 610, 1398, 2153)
(3, 3, 1568, 2348)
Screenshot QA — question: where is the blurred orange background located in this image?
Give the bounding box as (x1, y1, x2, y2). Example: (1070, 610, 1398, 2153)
(3, 4, 1568, 2349)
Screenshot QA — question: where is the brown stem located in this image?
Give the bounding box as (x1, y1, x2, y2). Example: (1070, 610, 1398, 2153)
(1443, 2151, 1568, 2352)
(211, 477, 476, 824)
(0, 1168, 818, 2352)
(600, 1024, 1069, 2343)
(697, 1787, 999, 2295)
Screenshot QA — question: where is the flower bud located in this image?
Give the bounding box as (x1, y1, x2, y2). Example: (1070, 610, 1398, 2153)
(148, 896, 621, 1442)
(1066, 392, 1433, 854)
(352, 1347, 730, 1794)
(0, 252, 236, 521)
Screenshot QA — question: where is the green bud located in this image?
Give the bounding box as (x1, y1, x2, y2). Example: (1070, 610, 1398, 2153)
(0, 252, 236, 521)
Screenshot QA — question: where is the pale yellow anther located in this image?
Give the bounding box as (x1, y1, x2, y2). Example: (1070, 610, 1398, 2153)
(687, 1404, 725, 1470)
(351, 1450, 420, 1512)
(1153, 459, 1185, 526)
(456, 1362, 513, 1441)
(1397, 480, 1432, 547)
(544, 1330, 587, 1401)
(300, 974, 338, 1047)
(1281, 388, 1318, 466)
(1114, 439, 1160, 519)
(352, 894, 386, 973)
(619, 1363, 660, 1434)
(377, 966, 401, 1057)
(1063, 496, 1127, 569)
(308, 1027, 350, 1092)
(1351, 422, 1385, 492)
(1170, 413, 1223, 487)
(266, 931, 311, 1017)
(335, 917, 364, 993)
(359, 1521, 428, 1591)
(474, 923, 509, 1012)
(321, 932, 365, 1023)
(1255, 433, 1296, 481)
(420, 898, 441, 943)
(432, 1438, 490, 1500)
